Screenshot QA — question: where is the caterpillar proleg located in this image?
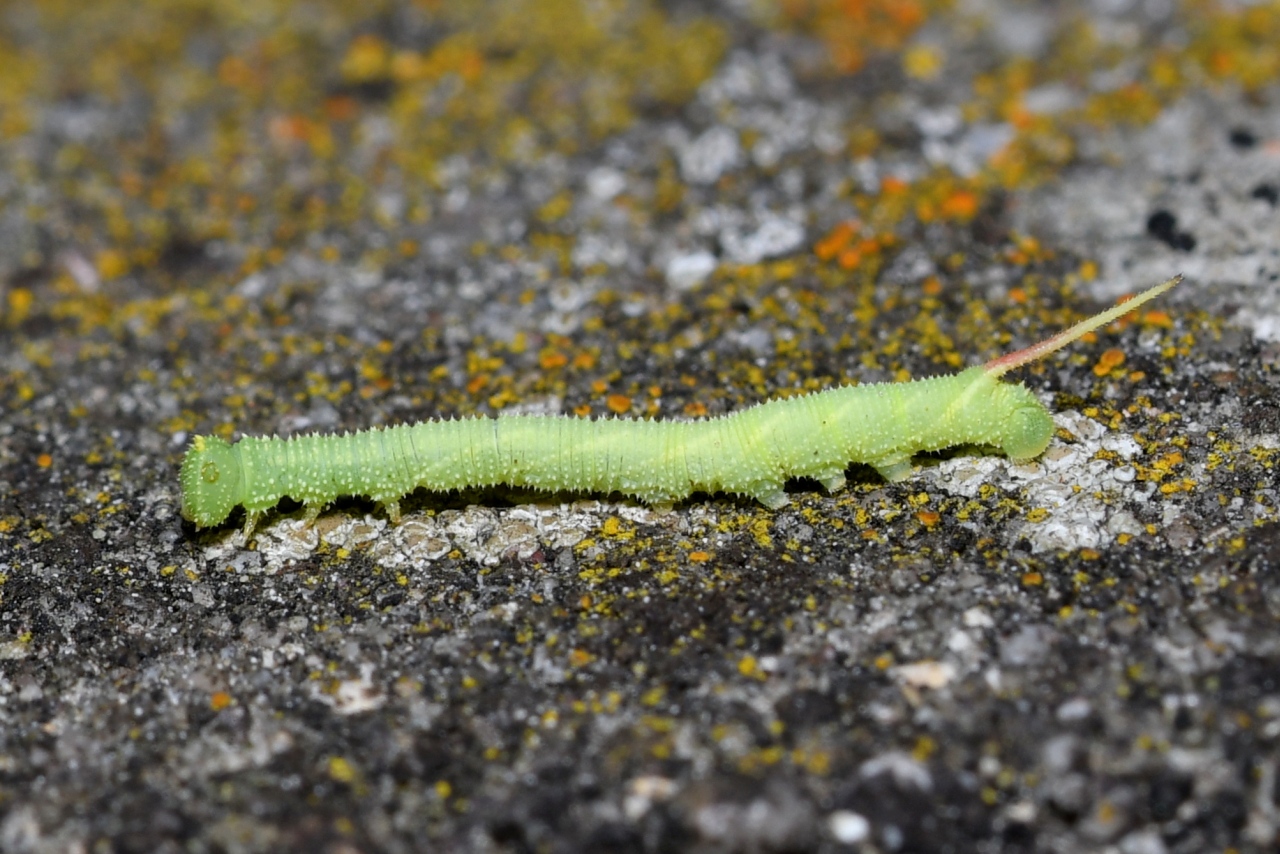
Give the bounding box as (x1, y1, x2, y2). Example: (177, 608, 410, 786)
(181, 275, 1180, 537)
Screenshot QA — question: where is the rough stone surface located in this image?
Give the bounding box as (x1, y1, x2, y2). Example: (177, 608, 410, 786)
(2, 1, 1279, 852)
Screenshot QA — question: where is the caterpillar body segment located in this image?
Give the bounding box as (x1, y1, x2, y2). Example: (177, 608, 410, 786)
(179, 276, 1180, 536)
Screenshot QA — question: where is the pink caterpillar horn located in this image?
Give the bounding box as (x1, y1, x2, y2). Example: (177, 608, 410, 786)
(983, 275, 1182, 378)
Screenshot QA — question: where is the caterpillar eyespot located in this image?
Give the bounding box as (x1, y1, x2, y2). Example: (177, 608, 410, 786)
(180, 275, 1181, 538)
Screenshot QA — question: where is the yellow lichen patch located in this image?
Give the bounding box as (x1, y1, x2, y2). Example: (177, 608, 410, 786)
(749, 517, 774, 549)
(96, 249, 129, 280)
(4, 288, 33, 326)
(1159, 479, 1197, 496)
(340, 34, 393, 84)
(1083, 83, 1163, 128)
(601, 517, 635, 541)
(1186, 0, 1280, 92)
(328, 756, 359, 784)
(903, 43, 943, 80)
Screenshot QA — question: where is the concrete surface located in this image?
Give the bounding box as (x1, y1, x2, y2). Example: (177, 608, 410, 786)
(1, 1, 1279, 851)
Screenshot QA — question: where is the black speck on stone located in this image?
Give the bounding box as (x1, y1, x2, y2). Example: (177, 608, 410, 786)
(1145, 209, 1196, 252)
(1251, 183, 1278, 206)
(1207, 788, 1249, 833)
(1228, 127, 1258, 149)
(1147, 772, 1193, 821)
(1146, 210, 1177, 240)
(774, 689, 840, 728)
(1000, 821, 1036, 852)
(583, 822, 645, 853)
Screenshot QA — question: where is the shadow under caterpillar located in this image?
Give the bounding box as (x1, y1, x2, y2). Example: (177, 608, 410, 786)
(181, 275, 1180, 538)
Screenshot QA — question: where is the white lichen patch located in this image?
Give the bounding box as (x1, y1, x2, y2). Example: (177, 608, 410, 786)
(222, 500, 683, 573)
(928, 409, 1180, 553)
(893, 659, 957, 690)
(313, 663, 386, 716)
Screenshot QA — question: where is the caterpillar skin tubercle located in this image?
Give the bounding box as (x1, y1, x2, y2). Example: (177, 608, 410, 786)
(181, 275, 1180, 537)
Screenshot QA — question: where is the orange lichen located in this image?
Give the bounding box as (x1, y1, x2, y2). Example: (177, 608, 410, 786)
(540, 350, 570, 370)
(782, 0, 938, 73)
(879, 176, 910, 195)
(683, 401, 709, 418)
(1092, 349, 1126, 377)
(813, 220, 859, 261)
(938, 189, 979, 221)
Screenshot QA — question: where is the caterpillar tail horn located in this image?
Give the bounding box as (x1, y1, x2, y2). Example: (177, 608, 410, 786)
(983, 275, 1181, 378)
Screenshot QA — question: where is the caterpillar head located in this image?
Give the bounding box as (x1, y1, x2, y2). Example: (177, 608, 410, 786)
(180, 435, 243, 528)
(996, 384, 1054, 462)
(980, 276, 1181, 462)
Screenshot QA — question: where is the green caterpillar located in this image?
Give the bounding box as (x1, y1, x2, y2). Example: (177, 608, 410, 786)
(181, 276, 1180, 537)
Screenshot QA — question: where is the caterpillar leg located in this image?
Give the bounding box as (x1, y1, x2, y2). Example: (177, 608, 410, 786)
(749, 486, 790, 510)
(634, 489, 683, 513)
(382, 500, 401, 525)
(872, 457, 913, 482)
(241, 510, 263, 541)
(816, 468, 846, 493)
(302, 504, 323, 526)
